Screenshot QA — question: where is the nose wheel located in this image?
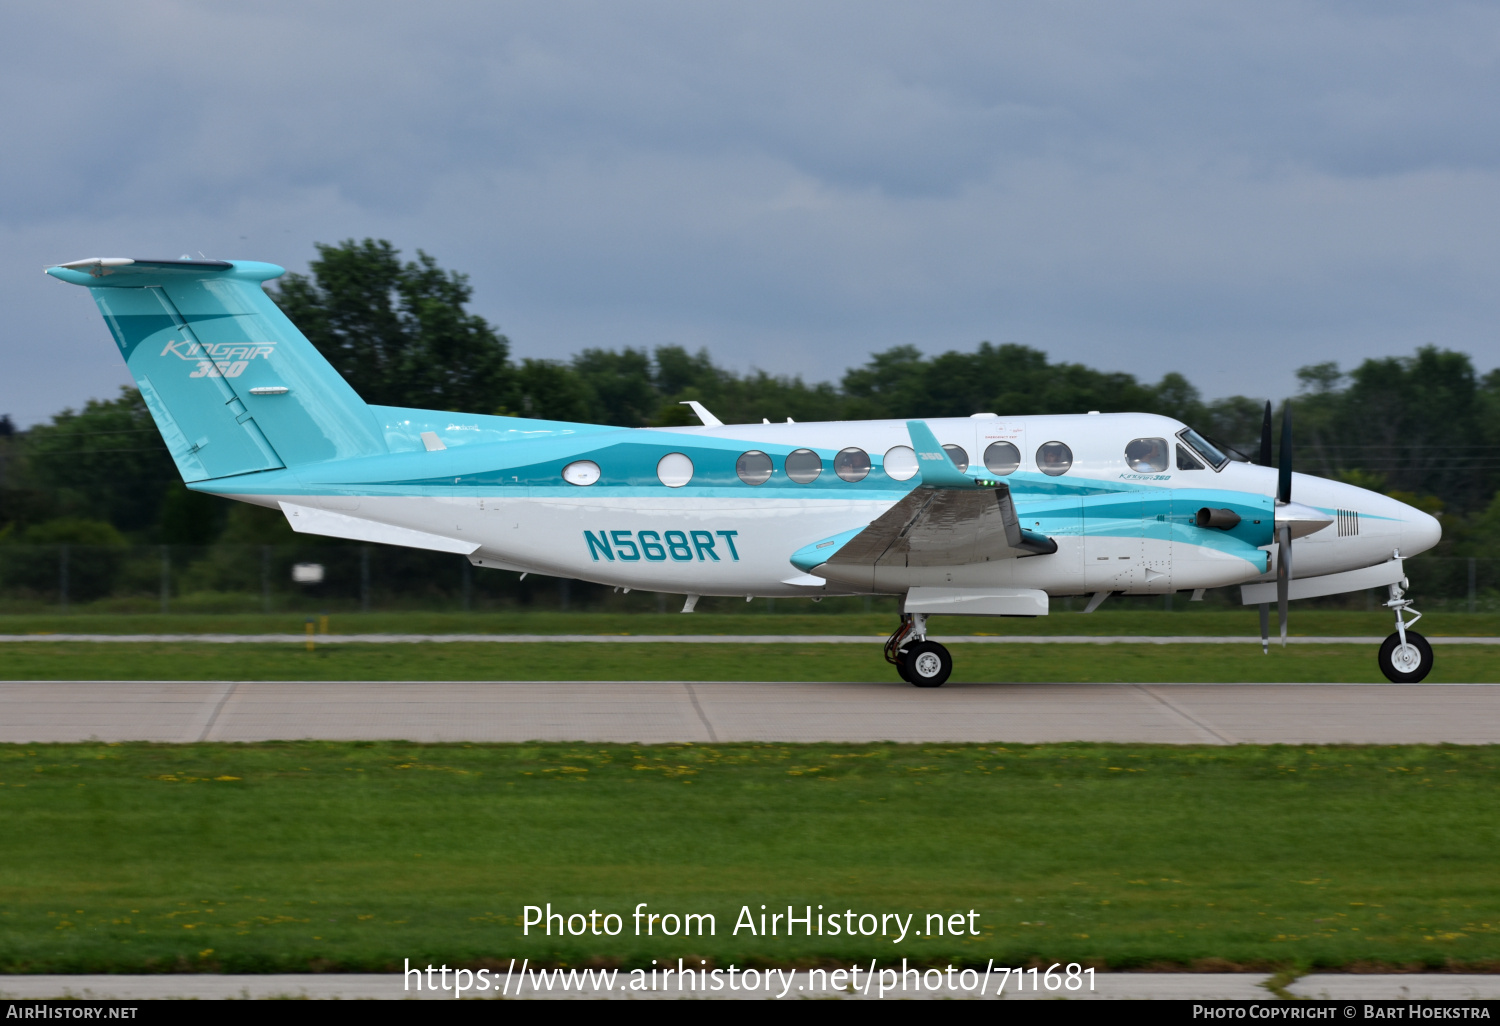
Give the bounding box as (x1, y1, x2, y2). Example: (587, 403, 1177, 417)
(884, 613, 954, 687)
(1379, 630, 1433, 683)
(1379, 573, 1434, 683)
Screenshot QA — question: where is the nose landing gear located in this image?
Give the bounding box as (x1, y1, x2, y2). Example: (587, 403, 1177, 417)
(885, 613, 953, 688)
(1379, 575, 1433, 683)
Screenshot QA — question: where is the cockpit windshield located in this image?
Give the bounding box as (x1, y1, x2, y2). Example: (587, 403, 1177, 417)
(1178, 428, 1229, 471)
(1206, 435, 1253, 464)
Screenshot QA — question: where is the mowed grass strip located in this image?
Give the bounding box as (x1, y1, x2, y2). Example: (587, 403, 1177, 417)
(0, 741, 1497, 972)
(3, 609, 1497, 637)
(0, 640, 1497, 683)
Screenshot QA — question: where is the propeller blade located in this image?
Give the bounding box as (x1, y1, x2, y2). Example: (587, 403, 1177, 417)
(1277, 405, 1293, 504)
(1277, 524, 1291, 647)
(1259, 401, 1273, 467)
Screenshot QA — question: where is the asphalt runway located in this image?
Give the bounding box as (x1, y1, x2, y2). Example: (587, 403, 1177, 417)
(3, 680, 1498, 745)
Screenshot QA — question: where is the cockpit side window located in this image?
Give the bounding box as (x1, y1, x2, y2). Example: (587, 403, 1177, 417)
(1125, 437, 1170, 473)
(1175, 444, 1204, 470)
(1177, 428, 1228, 471)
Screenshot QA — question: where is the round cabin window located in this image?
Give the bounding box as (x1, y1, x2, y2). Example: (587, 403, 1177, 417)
(735, 450, 773, 485)
(784, 448, 822, 484)
(883, 445, 918, 481)
(561, 460, 601, 486)
(1036, 441, 1073, 476)
(983, 441, 1020, 476)
(1124, 437, 1169, 473)
(656, 452, 694, 488)
(942, 444, 969, 472)
(834, 447, 871, 482)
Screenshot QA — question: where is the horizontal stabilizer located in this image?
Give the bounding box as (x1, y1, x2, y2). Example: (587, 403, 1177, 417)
(279, 502, 479, 555)
(48, 258, 234, 281)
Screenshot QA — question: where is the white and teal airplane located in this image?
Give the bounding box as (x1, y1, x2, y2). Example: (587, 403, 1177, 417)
(46, 257, 1443, 685)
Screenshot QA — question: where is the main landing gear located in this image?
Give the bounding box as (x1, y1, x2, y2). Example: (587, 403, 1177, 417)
(885, 613, 953, 688)
(1379, 576, 1433, 684)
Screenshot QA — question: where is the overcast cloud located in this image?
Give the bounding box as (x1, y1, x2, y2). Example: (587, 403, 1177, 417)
(3, 1, 1498, 425)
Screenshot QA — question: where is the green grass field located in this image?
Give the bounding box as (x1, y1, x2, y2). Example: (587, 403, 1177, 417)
(4, 608, 1498, 637)
(3, 609, 1493, 684)
(2, 640, 1496, 683)
(1, 740, 1497, 973)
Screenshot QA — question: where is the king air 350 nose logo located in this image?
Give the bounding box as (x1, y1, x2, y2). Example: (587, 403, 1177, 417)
(160, 339, 276, 379)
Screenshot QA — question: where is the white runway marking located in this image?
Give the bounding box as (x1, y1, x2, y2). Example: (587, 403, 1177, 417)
(1, 633, 1495, 644)
(3, 681, 1497, 745)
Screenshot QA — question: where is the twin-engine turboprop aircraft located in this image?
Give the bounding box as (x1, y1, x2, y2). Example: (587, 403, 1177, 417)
(46, 257, 1443, 685)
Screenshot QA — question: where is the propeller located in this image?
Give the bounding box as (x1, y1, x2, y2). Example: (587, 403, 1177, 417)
(1260, 404, 1293, 652)
(1278, 406, 1293, 649)
(1260, 408, 1296, 654)
(1278, 405, 1293, 505)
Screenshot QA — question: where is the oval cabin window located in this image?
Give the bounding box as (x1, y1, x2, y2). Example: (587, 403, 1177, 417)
(736, 450, 773, 485)
(1037, 441, 1073, 476)
(983, 441, 1020, 476)
(883, 445, 919, 481)
(942, 444, 969, 472)
(561, 460, 601, 486)
(834, 447, 871, 482)
(784, 449, 823, 484)
(1124, 437, 1169, 473)
(656, 452, 694, 488)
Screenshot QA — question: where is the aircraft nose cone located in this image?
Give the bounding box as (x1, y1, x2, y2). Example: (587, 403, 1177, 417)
(1401, 508, 1442, 556)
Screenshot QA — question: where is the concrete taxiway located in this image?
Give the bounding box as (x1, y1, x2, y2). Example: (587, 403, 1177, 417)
(2, 680, 1497, 745)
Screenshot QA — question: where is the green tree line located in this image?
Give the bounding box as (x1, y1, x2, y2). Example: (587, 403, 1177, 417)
(4, 238, 1499, 559)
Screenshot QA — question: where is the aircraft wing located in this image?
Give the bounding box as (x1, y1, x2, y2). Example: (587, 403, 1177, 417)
(790, 420, 1056, 574)
(827, 483, 1056, 569)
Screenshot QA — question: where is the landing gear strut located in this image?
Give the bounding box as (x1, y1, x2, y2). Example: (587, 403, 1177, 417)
(884, 613, 953, 688)
(1379, 573, 1433, 683)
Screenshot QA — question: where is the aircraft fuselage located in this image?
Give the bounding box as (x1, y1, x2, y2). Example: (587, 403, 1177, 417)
(206, 410, 1440, 599)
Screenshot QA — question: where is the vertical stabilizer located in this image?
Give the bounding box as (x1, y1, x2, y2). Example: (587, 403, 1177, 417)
(46, 259, 387, 480)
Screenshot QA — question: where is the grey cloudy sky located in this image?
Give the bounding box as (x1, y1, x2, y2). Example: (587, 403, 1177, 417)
(3, 1, 1498, 425)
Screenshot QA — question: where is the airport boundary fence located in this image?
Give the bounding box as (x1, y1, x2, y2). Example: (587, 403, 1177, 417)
(0, 544, 1495, 616)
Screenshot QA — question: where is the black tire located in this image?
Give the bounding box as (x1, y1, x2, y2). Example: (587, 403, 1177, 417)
(1378, 630, 1434, 684)
(893, 653, 913, 684)
(903, 640, 952, 688)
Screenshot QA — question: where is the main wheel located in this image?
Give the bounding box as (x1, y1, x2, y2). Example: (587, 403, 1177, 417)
(893, 654, 914, 684)
(903, 640, 952, 688)
(1378, 630, 1434, 684)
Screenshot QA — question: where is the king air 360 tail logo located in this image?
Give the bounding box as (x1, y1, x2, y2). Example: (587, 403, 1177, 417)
(160, 339, 276, 379)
